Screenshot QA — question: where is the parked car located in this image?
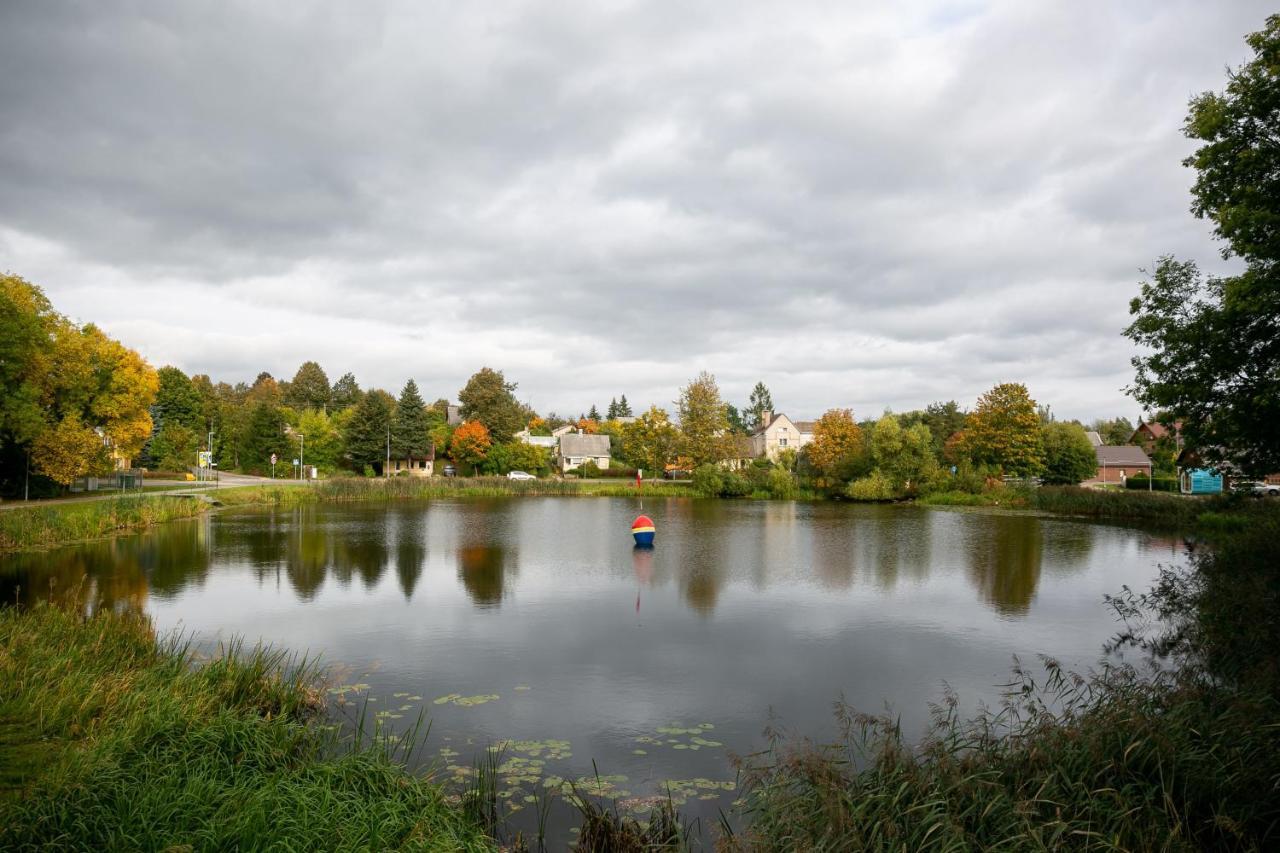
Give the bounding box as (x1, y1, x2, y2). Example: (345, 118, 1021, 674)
(443, 464, 457, 477)
(507, 470, 536, 481)
(1243, 481, 1280, 497)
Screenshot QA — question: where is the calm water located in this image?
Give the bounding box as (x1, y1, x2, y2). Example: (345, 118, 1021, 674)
(1, 498, 1185, 840)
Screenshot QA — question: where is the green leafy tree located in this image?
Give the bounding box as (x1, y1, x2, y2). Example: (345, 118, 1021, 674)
(1089, 417, 1134, 446)
(458, 367, 524, 443)
(1126, 17, 1280, 475)
(390, 379, 432, 460)
(149, 422, 200, 471)
(284, 361, 331, 411)
(297, 408, 344, 473)
(746, 381, 773, 431)
(344, 390, 393, 474)
(1041, 422, 1098, 485)
(962, 383, 1045, 477)
(620, 406, 680, 475)
(871, 415, 939, 491)
(677, 371, 730, 467)
(154, 367, 204, 431)
(331, 372, 362, 409)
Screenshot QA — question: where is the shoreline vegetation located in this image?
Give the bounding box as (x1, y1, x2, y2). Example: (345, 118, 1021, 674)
(0, 476, 1269, 555)
(2, 504, 1276, 849)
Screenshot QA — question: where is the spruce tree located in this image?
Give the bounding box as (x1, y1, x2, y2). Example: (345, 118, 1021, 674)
(391, 379, 431, 459)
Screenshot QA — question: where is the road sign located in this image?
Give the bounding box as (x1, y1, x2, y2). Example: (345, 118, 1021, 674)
(270, 453, 278, 465)
(292, 458, 299, 466)
(198, 451, 212, 467)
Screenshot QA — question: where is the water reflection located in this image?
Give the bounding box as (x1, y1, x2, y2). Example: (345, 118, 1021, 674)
(965, 515, 1045, 616)
(0, 501, 1109, 621)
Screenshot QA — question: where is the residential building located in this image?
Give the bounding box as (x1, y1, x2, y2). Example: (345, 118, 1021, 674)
(558, 431, 611, 473)
(1094, 445, 1152, 484)
(1130, 419, 1182, 455)
(1084, 430, 1103, 447)
(514, 428, 557, 449)
(750, 413, 815, 461)
(386, 445, 435, 477)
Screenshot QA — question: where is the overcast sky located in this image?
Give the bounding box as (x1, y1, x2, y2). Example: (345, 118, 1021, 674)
(0, 1, 1267, 421)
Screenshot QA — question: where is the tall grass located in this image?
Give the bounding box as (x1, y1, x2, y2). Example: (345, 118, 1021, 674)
(0, 599, 492, 851)
(217, 476, 699, 507)
(0, 495, 210, 553)
(727, 517, 1280, 851)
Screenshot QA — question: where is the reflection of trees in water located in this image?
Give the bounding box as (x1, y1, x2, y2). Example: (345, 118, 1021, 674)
(966, 515, 1044, 616)
(0, 518, 213, 614)
(457, 544, 513, 608)
(391, 508, 426, 600)
(286, 508, 330, 601)
(1038, 519, 1097, 578)
(679, 502, 729, 615)
(812, 515, 859, 590)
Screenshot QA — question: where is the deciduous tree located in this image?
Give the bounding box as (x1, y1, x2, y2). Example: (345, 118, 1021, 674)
(458, 367, 524, 443)
(805, 408, 866, 485)
(450, 420, 492, 473)
(1127, 17, 1280, 474)
(677, 371, 730, 467)
(620, 406, 680, 475)
(285, 361, 331, 411)
(962, 383, 1045, 476)
(1041, 422, 1098, 485)
(31, 413, 105, 485)
(871, 415, 939, 490)
(331, 372, 362, 409)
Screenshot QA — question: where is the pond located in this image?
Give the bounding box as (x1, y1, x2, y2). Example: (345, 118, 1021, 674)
(1, 498, 1185, 842)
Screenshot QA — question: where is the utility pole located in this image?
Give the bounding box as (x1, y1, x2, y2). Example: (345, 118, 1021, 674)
(385, 425, 391, 478)
(298, 433, 305, 482)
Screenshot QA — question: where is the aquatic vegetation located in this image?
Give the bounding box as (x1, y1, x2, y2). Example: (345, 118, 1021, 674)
(433, 693, 500, 707)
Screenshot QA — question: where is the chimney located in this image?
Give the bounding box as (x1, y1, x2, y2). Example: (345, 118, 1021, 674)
(763, 411, 773, 428)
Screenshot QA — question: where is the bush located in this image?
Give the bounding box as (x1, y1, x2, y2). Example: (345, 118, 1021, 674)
(719, 472, 752, 497)
(766, 468, 797, 500)
(692, 464, 723, 497)
(1126, 473, 1179, 492)
(579, 460, 602, 478)
(846, 470, 897, 501)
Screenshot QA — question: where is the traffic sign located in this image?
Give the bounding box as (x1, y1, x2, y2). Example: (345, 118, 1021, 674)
(270, 453, 278, 465)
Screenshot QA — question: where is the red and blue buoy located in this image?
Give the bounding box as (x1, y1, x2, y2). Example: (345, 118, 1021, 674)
(631, 514, 655, 547)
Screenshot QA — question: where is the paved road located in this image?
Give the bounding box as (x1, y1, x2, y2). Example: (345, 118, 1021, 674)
(0, 471, 282, 511)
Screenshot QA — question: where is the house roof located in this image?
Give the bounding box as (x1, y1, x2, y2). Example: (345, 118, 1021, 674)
(1134, 420, 1183, 441)
(1095, 445, 1152, 467)
(752, 413, 816, 436)
(1085, 431, 1103, 447)
(560, 433, 611, 457)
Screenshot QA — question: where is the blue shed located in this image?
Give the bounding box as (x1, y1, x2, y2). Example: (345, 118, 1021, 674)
(1180, 468, 1223, 495)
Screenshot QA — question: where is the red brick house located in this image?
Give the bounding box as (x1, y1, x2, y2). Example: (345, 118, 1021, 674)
(1094, 445, 1153, 484)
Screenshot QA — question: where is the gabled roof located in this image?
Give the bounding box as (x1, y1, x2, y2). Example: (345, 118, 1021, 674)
(752, 413, 815, 436)
(1133, 420, 1182, 441)
(1085, 431, 1103, 447)
(1095, 445, 1152, 467)
(560, 433, 611, 457)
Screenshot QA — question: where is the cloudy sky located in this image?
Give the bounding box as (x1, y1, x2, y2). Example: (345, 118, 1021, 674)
(0, 1, 1267, 421)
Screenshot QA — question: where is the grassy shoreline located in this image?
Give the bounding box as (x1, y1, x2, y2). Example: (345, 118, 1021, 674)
(0, 601, 491, 851)
(2, 478, 1267, 555)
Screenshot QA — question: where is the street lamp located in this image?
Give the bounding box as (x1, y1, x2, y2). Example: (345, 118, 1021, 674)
(297, 433, 305, 482)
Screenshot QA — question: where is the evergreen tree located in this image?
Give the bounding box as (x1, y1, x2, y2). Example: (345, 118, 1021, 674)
(331, 372, 362, 409)
(607, 398, 619, 419)
(588, 404, 601, 421)
(617, 395, 632, 417)
(747, 382, 774, 431)
(390, 379, 431, 459)
(239, 403, 288, 472)
(344, 390, 393, 474)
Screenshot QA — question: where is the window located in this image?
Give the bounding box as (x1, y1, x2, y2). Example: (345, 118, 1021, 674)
(778, 437, 788, 447)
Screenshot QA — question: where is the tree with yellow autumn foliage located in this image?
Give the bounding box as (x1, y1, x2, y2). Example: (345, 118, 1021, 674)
(804, 409, 867, 486)
(959, 382, 1045, 477)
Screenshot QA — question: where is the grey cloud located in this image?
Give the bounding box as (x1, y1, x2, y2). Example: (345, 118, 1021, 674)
(0, 0, 1270, 419)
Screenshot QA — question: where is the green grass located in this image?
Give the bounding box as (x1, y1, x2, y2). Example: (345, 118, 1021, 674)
(0, 495, 211, 553)
(0, 600, 492, 851)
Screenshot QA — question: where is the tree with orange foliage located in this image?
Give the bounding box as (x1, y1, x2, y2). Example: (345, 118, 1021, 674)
(805, 409, 867, 485)
(449, 421, 492, 474)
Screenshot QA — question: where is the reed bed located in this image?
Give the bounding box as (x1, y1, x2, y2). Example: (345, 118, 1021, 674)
(0, 599, 492, 851)
(0, 495, 209, 553)
(217, 476, 699, 507)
